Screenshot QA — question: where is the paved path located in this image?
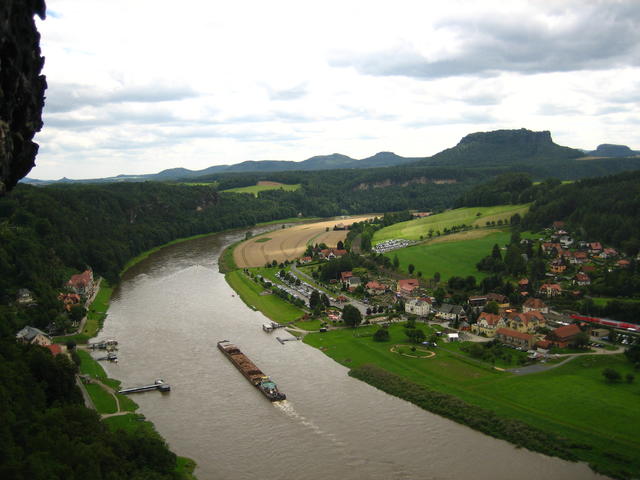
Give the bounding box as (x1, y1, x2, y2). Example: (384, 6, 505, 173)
(508, 346, 625, 375)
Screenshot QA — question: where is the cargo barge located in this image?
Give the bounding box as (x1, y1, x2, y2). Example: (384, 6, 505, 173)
(217, 340, 286, 401)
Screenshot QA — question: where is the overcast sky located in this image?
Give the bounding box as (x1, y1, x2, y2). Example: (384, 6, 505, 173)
(31, 0, 640, 180)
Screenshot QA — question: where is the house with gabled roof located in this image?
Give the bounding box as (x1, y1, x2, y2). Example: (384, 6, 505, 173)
(522, 297, 548, 314)
(539, 283, 562, 297)
(67, 269, 94, 296)
(472, 312, 506, 336)
(16, 326, 52, 346)
(397, 278, 420, 297)
(438, 303, 466, 321)
(544, 324, 582, 348)
(405, 298, 431, 317)
(496, 328, 536, 349)
(574, 272, 591, 286)
(507, 311, 546, 334)
(365, 281, 387, 295)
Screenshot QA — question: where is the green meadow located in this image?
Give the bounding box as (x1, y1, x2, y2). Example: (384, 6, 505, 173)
(305, 324, 640, 479)
(385, 229, 512, 280)
(373, 204, 530, 244)
(222, 183, 301, 196)
(226, 269, 305, 323)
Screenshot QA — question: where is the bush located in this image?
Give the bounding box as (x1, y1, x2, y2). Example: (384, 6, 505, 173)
(373, 327, 390, 342)
(603, 368, 622, 383)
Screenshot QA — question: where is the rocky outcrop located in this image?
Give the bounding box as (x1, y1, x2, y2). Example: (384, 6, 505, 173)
(0, 0, 47, 195)
(589, 144, 638, 158)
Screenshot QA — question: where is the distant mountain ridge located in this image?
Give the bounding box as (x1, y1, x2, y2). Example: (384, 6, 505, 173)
(22, 128, 640, 185)
(23, 151, 422, 185)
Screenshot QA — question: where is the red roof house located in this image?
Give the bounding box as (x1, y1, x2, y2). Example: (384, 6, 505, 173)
(397, 279, 420, 296)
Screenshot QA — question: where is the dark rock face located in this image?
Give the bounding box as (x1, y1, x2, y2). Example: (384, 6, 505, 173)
(0, 0, 47, 195)
(458, 128, 553, 147)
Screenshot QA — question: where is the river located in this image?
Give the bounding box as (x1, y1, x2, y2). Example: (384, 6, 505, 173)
(96, 228, 605, 480)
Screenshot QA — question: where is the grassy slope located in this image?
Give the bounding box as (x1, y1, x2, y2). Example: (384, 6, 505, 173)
(373, 205, 530, 244)
(222, 183, 301, 196)
(304, 325, 640, 478)
(386, 230, 512, 280)
(225, 270, 305, 323)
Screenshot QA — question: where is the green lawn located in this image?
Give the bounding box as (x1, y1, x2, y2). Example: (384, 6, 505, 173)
(226, 270, 305, 323)
(591, 296, 640, 306)
(222, 183, 301, 196)
(373, 205, 530, 244)
(304, 325, 640, 479)
(77, 349, 109, 379)
(103, 414, 158, 436)
(385, 230, 512, 281)
(85, 383, 117, 414)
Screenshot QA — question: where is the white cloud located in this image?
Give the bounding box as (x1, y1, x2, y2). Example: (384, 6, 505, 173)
(29, 0, 640, 179)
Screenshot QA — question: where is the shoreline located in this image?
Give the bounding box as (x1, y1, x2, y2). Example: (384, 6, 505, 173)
(221, 226, 634, 480)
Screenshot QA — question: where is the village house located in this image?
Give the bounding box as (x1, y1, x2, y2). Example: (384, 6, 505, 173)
(539, 283, 562, 297)
(58, 292, 82, 312)
(617, 259, 631, 269)
(552, 221, 566, 231)
(589, 242, 603, 254)
(298, 256, 313, 264)
(522, 297, 549, 314)
(468, 295, 487, 308)
(569, 251, 589, 265)
(472, 312, 506, 336)
(549, 258, 566, 273)
(574, 272, 591, 286)
(320, 248, 347, 260)
(340, 271, 353, 282)
(16, 288, 36, 306)
(45, 344, 66, 356)
(539, 324, 582, 349)
(559, 235, 573, 248)
(600, 248, 618, 259)
(486, 292, 509, 308)
(365, 280, 387, 296)
(542, 242, 562, 256)
(496, 328, 536, 349)
(397, 278, 420, 297)
(438, 303, 466, 322)
(507, 311, 546, 334)
(405, 298, 431, 317)
(67, 269, 94, 296)
(15, 326, 52, 346)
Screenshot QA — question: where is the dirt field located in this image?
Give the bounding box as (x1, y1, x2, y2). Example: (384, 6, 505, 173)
(234, 216, 374, 268)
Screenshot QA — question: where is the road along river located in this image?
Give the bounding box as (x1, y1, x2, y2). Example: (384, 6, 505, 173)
(95, 228, 606, 480)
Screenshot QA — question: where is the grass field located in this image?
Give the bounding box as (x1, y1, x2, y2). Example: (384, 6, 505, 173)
(373, 205, 530, 244)
(385, 229, 512, 280)
(222, 183, 301, 196)
(85, 383, 118, 414)
(305, 324, 640, 478)
(226, 270, 305, 323)
(591, 296, 640, 306)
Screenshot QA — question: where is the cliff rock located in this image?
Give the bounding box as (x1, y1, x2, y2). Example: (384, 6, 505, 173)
(0, 0, 47, 195)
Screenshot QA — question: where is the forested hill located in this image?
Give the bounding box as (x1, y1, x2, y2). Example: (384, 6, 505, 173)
(415, 129, 583, 167)
(406, 128, 640, 179)
(0, 177, 475, 335)
(522, 170, 640, 256)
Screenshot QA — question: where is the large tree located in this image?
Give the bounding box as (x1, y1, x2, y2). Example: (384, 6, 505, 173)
(342, 304, 362, 327)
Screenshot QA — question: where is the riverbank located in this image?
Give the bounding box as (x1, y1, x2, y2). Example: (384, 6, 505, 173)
(61, 269, 198, 478)
(302, 324, 639, 480)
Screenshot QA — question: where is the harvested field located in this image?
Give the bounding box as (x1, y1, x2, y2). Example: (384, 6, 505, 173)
(234, 216, 374, 267)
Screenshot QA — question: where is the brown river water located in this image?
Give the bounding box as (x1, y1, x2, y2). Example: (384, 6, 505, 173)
(95, 228, 606, 480)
